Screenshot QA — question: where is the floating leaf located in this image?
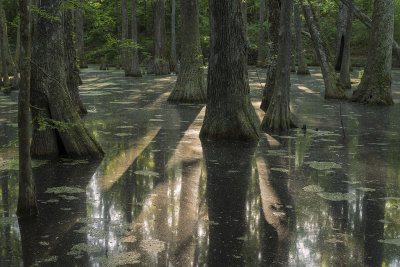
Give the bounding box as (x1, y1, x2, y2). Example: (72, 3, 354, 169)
(317, 192, 356, 201)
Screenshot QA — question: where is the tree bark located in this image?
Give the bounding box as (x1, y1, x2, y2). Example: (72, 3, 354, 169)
(75, 7, 88, 68)
(168, 0, 206, 103)
(170, 0, 177, 72)
(339, 0, 353, 89)
(115, 0, 122, 69)
(334, 2, 348, 71)
(17, 0, 38, 218)
(200, 0, 259, 141)
(338, 0, 400, 66)
(351, 0, 394, 105)
(15, 20, 21, 71)
(260, 0, 280, 112)
(121, 0, 130, 75)
(63, 9, 87, 114)
(30, 0, 104, 159)
(301, 0, 347, 99)
(257, 0, 265, 67)
(294, 1, 309, 75)
(0, 1, 9, 87)
(261, 0, 295, 133)
(128, 0, 142, 77)
(151, 0, 170, 75)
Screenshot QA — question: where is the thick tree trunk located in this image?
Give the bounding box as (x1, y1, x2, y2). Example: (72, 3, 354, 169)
(0, 6, 16, 81)
(75, 7, 88, 68)
(338, 0, 400, 66)
(121, 0, 130, 75)
(128, 0, 142, 77)
(260, 0, 280, 112)
(339, 0, 353, 89)
(334, 3, 348, 71)
(351, 0, 394, 105)
(301, 0, 347, 99)
(294, 1, 309, 75)
(17, 0, 38, 218)
(261, 0, 295, 133)
(30, 0, 104, 159)
(200, 0, 259, 141)
(63, 9, 87, 114)
(257, 0, 265, 67)
(168, 0, 206, 103)
(170, 0, 177, 72)
(152, 0, 170, 75)
(15, 20, 21, 71)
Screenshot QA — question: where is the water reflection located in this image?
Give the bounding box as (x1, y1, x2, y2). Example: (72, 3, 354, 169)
(202, 140, 257, 266)
(0, 67, 400, 266)
(18, 160, 101, 266)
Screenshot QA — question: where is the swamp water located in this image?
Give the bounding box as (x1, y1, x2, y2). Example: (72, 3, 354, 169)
(0, 66, 399, 266)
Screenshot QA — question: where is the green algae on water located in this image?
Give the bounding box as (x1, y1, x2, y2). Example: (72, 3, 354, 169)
(306, 161, 341, 171)
(303, 185, 324, 193)
(104, 251, 141, 266)
(317, 192, 356, 201)
(140, 239, 165, 254)
(45, 186, 84, 194)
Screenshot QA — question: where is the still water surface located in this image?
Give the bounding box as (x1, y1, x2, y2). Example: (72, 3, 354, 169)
(0, 66, 400, 266)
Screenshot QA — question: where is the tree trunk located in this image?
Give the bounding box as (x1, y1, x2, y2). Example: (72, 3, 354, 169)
(351, 0, 394, 105)
(257, 0, 265, 67)
(334, 2, 348, 71)
(168, 0, 206, 103)
(294, 1, 309, 75)
(260, 0, 280, 112)
(17, 0, 38, 218)
(261, 0, 295, 133)
(75, 7, 88, 68)
(115, 0, 122, 69)
(63, 9, 87, 114)
(15, 20, 21, 71)
(0, 1, 9, 87)
(152, 0, 170, 75)
(121, 0, 130, 75)
(0, 6, 16, 81)
(170, 0, 177, 72)
(301, 0, 347, 99)
(200, 0, 259, 141)
(338, 0, 400, 66)
(129, 0, 142, 77)
(30, 0, 104, 159)
(339, 0, 353, 89)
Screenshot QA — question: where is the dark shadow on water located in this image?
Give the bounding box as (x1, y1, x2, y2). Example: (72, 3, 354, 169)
(202, 140, 257, 267)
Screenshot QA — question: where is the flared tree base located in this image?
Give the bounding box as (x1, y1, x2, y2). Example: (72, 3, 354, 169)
(200, 102, 260, 141)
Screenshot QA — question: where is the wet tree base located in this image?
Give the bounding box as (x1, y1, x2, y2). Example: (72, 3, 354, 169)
(351, 87, 394, 105)
(200, 103, 260, 141)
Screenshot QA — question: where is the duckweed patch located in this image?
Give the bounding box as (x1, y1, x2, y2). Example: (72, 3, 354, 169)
(306, 161, 341, 171)
(45, 186, 84, 194)
(303, 185, 324, 193)
(317, 192, 356, 201)
(122, 235, 137, 243)
(357, 187, 376, 192)
(140, 239, 165, 254)
(67, 243, 101, 258)
(74, 226, 108, 239)
(105, 251, 141, 266)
